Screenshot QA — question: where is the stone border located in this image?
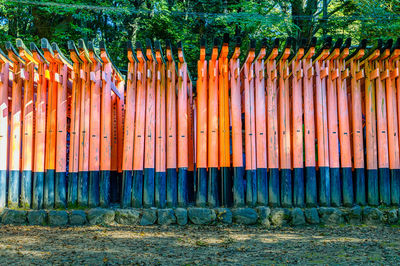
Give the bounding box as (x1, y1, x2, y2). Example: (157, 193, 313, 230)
(0, 206, 398, 227)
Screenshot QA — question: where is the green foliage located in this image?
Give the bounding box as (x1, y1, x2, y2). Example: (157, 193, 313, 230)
(0, 0, 399, 74)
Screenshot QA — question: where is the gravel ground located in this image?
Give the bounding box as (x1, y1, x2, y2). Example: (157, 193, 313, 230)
(0, 224, 399, 265)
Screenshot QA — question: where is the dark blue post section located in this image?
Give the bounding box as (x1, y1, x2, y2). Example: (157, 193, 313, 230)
(196, 168, 207, 207)
(77, 171, 88, 207)
(293, 168, 304, 207)
(379, 168, 390, 205)
(121, 170, 132, 207)
(155, 172, 166, 208)
(342, 168, 353, 206)
(166, 168, 177, 207)
(132, 170, 143, 207)
(187, 170, 195, 204)
(44, 170, 54, 208)
(330, 168, 341, 206)
(245, 170, 256, 206)
(367, 169, 379, 206)
(143, 168, 155, 207)
(305, 167, 317, 207)
(318, 167, 330, 206)
(67, 172, 78, 207)
(268, 168, 280, 207)
(177, 168, 187, 207)
(55, 172, 66, 208)
(207, 167, 218, 207)
(280, 169, 292, 207)
(99, 171, 110, 207)
(9, 170, 20, 208)
(89, 171, 100, 207)
(354, 168, 366, 205)
(391, 169, 400, 205)
(221, 167, 232, 207)
(256, 168, 267, 206)
(110, 172, 120, 203)
(233, 167, 245, 207)
(21, 170, 32, 208)
(0, 170, 7, 208)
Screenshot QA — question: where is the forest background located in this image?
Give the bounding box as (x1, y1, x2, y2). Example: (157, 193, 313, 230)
(1, 0, 399, 76)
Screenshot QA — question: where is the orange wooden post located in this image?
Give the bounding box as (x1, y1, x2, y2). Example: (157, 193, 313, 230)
(265, 38, 279, 206)
(347, 39, 367, 205)
(121, 41, 137, 207)
(115, 76, 125, 202)
(277, 38, 292, 207)
(337, 38, 354, 206)
(67, 41, 82, 207)
(219, 34, 231, 206)
(0, 49, 11, 208)
(230, 37, 244, 207)
(143, 39, 156, 207)
(389, 38, 400, 205)
(133, 42, 146, 207)
(52, 43, 71, 208)
(100, 41, 123, 207)
(302, 37, 317, 207)
(290, 40, 305, 207)
(6, 41, 24, 208)
(196, 38, 207, 206)
(361, 39, 382, 205)
(16, 39, 35, 208)
(177, 42, 189, 206)
(187, 71, 195, 204)
(241, 39, 257, 206)
(165, 41, 177, 207)
(375, 40, 393, 205)
(313, 37, 332, 206)
(208, 39, 219, 207)
(77, 39, 92, 206)
(154, 40, 167, 208)
(326, 38, 342, 206)
(254, 39, 268, 206)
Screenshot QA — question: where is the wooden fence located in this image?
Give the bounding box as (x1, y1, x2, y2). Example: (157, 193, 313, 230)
(0, 36, 399, 209)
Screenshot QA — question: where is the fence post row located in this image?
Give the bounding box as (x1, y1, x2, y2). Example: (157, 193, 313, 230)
(0, 36, 399, 209)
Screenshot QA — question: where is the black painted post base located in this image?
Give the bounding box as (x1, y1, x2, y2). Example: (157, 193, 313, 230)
(178, 168, 188, 207)
(208, 167, 218, 207)
(88, 171, 100, 208)
(330, 167, 341, 207)
(121, 170, 132, 208)
(268, 168, 279, 207)
(293, 168, 304, 207)
(256, 168, 268, 206)
(318, 167, 330, 206)
(155, 171, 166, 208)
(187, 170, 195, 204)
(67, 172, 78, 207)
(77, 171, 89, 207)
(100, 170, 111, 207)
(166, 168, 177, 207)
(33, 171, 44, 209)
(221, 167, 232, 207)
(196, 167, 207, 207)
(342, 167, 353, 207)
(379, 168, 390, 206)
(21, 170, 32, 209)
(280, 169, 292, 207)
(132, 170, 143, 208)
(367, 169, 379, 206)
(233, 167, 245, 207)
(390, 169, 400, 206)
(305, 167, 317, 207)
(55, 172, 67, 208)
(245, 170, 257, 207)
(354, 168, 366, 206)
(143, 168, 155, 208)
(44, 169, 55, 209)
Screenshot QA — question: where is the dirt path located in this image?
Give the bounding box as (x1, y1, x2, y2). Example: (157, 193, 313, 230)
(0, 224, 399, 265)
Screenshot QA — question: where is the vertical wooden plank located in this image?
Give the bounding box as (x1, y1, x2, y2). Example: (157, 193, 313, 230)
(165, 42, 177, 207)
(230, 39, 244, 207)
(254, 43, 268, 206)
(0, 56, 9, 208)
(208, 42, 219, 207)
(177, 43, 188, 207)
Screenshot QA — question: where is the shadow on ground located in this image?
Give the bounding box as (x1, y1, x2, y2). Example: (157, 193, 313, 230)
(0, 224, 399, 264)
